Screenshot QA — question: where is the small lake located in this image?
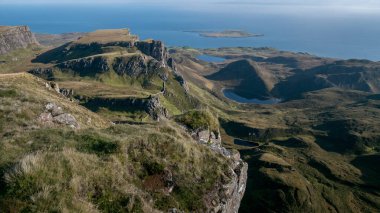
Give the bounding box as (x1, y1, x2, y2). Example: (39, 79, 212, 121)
(223, 89, 282, 104)
(197, 55, 226, 63)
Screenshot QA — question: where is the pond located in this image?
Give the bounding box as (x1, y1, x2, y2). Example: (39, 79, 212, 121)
(223, 89, 282, 104)
(197, 54, 226, 63)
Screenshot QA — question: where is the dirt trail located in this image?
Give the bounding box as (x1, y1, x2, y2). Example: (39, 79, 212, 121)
(0, 72, 26, 78)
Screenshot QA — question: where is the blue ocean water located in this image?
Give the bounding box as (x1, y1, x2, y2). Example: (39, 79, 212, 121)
(0, 4, 379, 61)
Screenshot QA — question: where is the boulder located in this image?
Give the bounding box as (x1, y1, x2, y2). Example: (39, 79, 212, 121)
(38, 103, 79, 129)
(53, 113, 78, 128)
(38, 112, 53, 123)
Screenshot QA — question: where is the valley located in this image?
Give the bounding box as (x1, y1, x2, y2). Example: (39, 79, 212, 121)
(0, 26, 380, 212)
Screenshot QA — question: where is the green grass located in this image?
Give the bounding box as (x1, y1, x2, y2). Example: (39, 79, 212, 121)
(175, 109, 219, 132)
(0, 89, 17, 97)
(75, 133, 120, 156)
(0, 73, 235, 212)
(0, 45, 44, 74)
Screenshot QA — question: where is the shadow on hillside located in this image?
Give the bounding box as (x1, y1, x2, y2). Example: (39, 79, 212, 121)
(351, 154, 380, 189)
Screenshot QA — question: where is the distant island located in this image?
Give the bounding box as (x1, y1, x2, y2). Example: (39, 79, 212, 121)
(185, 30, 264, 38)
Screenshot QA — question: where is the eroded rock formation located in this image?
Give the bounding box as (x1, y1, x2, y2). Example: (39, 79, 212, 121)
(136, 40, 168, 66)
(0, 26, 39, 54)
(191, 128, 248, 213)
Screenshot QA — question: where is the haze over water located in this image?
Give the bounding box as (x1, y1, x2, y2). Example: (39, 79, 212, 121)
(1, 3, 379, 60)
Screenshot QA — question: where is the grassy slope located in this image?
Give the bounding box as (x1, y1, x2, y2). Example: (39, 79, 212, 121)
(0, 45, 49, 74)
(0, 73, 233, 212)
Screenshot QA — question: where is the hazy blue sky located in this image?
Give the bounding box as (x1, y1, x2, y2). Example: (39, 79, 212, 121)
(1, 0, 379, 14)
(1, 0, 379, 5)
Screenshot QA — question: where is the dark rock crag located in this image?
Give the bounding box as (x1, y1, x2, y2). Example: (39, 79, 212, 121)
(191, 128, 248, 213)
(57, 56, 110, 75)
(136, 40, 168, 66)
(0, 26, 39, 55)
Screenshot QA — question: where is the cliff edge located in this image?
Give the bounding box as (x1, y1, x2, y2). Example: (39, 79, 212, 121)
(0, 26, 39, 55)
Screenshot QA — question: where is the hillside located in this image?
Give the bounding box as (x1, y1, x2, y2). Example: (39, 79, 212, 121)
(30, 29, 194, 122)
(207, 59, 276, 99)
(273, 59, 380, 99)
(172, 47, 380, 213)
(0, 72, 247, 213)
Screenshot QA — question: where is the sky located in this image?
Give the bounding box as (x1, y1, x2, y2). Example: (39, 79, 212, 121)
(0, 0, 379, 5)
(0, 0, 379, 14)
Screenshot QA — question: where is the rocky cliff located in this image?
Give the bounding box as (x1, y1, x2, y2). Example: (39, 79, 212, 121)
(175, 109, 248, 213)
(0, 26, 39, 54)
(192, 129, 248, 213)
(191, 128, 248, 213)
(136, 40, 168, 66)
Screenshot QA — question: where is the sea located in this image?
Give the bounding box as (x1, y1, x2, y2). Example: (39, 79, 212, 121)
(1, 4, 380, 61)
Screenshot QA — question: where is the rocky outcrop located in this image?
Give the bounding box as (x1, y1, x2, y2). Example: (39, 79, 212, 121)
(0, 26, 39, 55)
(38, 103, 79, 129)
(136, 40, 168, 66)
(206, 153, 248, 213)
(112, 54, 165, 78)
(29, 67, 54, 80)
(190, 128, 248, 213)
(168, 57, 189, 92)
(113, 55, 169, 80)
(145, 95, 168, 121)
(83, 95, 168, 121)
(59, 88, 75, 98)
(57, 56, 109, 75)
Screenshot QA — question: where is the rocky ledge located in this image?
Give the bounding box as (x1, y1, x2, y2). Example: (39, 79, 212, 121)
(83, 95, 168, 121)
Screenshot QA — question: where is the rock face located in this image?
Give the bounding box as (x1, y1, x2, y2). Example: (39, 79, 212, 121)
(0, 26, 39, 54)
(83, 95, 168, 121)
(168, 57, 189, 92)
(113, 55, 164, 78)
(145, 95, 168, 121)
(34, 53, 167, 80)
(136, 40, 168, 66)
(191, 128, 248, 213)
(113, 55, 147, 76)
(57, 56, 110, 75)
